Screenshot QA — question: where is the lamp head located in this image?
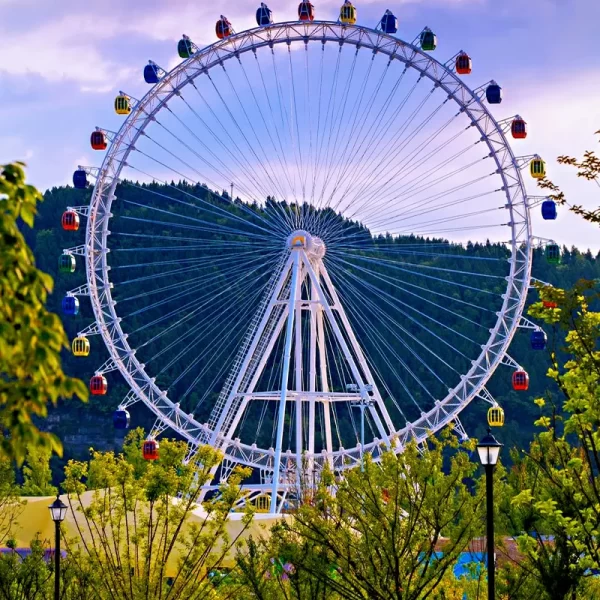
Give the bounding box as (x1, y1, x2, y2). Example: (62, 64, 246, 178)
(476, 429, 503, 466)
(48, 495, 68, 523)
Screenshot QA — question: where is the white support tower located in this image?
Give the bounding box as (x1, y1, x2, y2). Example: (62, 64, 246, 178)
(206, 231, 394, 513)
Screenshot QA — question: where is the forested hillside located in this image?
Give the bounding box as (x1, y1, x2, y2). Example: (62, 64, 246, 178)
(30, 181, 600, 466)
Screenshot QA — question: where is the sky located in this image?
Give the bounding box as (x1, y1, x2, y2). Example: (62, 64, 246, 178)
(1, 0, 599, 250)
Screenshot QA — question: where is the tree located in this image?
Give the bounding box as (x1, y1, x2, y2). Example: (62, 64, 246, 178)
(537, 130, 600, 226)
(499, 281, 600, 599)
(242, 431, 484, 600)
(0, 455, 24, 546)
(0, 162, 87, 464)
(62, 431, 253, 600)
(20, 445, 57, 497)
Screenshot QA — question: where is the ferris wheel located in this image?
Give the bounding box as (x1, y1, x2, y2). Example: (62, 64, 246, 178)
(60, 2, 560, 513)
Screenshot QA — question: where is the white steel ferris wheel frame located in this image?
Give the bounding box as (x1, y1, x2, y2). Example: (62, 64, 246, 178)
(83, 21, 532, 481)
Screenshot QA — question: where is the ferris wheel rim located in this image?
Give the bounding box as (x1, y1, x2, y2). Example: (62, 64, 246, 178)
(83, 20, 532, 469)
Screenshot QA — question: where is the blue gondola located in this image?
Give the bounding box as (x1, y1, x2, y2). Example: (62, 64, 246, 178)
(73, 169, 88, 189)
(62, 295, 80, 316)
(144, 62, 160, 84)
(486, 82, 502, 104)
(380, 9, 398, 34)
(113, 409, 131, 430)
(256, 3, 273, 26)
(530, 330, 547, 350)
(541, 199, 557, 220)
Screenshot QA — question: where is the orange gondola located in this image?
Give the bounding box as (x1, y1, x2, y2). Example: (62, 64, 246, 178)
(62, 210, 80, 231)
(143, 440, 160, 460)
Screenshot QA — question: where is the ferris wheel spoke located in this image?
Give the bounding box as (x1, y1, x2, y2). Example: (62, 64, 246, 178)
(339, 270, 469, 375)
(341, 100, 453, 221)
(327, 255, 491, 336)
(329, 250, 505, 282)
(332, 292, 418, 422)
(143, 108, 270, 206)
(315, 49, 360, 211)
(363, 168, 495, 230)
(115, 219, 276, 244)
(175, 91, 284, 211)
(313, 64, 412, 237)
(116, 253, 268, 303)
(378, 189, 500, 230)
(252, 51, 304, 218)
(219, 64, 294, 207)
(126, 258, 274, 333)
(188, 76, 285, 208)
(344, 299, 440, 413)
(322, 59, 393, 212)
(124, 253, 274, 316)
(330, 241, 505, 264)
(236, 55, 298, 208)
(318, 63, 421, 217)
(328, 254, 499, 315)
(287, 46, 308, 206)
(317, 51, 379, 210)
(162, 284, 266, 390)
(310, 47, 342, 211)
(347, 120, 476, 223)
(390, 206, 505, 234)
(123, 164, 287, 237)
(171, 295, 261, 398)
(334, 82, 438, 216)
(327, 259, 480, 359)
(142, 273, 267, 357)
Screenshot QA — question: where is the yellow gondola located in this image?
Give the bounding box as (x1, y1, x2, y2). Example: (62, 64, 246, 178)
(115, 94, 131, 115)
(72, 336, 90, 357)
(487, 406, 505, 427)
(340, 1, 356, 25)
(530, 156, 546, 179)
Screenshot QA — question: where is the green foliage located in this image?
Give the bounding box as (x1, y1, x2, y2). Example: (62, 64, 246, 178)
(0, 537, 53, 598)
(20, 445, 57, 497)
(236, 431, 484, 600)
(537, 129, 600, 225)
(0, 454, 24, 546)
(62, 438, 252, 600)
(0, 163, 87, 464)
(498, 281, 600, 599)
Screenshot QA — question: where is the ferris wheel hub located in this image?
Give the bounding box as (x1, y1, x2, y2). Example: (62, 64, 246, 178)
(287, 230, 326, 259)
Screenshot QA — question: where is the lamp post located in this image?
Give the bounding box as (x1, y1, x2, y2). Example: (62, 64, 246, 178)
(49, 495, 67, 600)
(476, 429, 503, 600)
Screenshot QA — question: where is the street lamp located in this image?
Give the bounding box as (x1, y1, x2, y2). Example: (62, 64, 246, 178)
(49, 495, 67, 600)
(476, 429, 503, 600)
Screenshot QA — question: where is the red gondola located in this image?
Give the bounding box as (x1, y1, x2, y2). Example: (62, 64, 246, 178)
(298, 2, 315, 21)
(90, 375, 108, 396)
(455, 53, 472, 75)
(511, 117, 527, 139)
(542, 300, 558, 309)
(216, 15, 232, 39)
(90, 130, 107, 151)
(512, 370, 529, 391)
